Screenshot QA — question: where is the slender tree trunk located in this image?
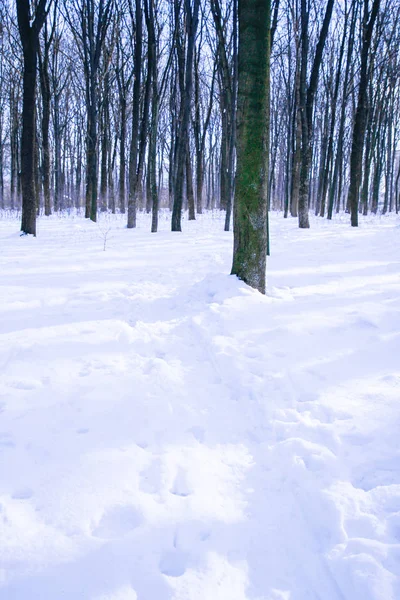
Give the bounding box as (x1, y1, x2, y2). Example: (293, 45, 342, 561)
(119, 98, 127, 213)
(347, 0, 380, 227)
(361, 119, 372, 215)
(128, 0, 143, 228)
(0, 110, 3, 209)
(100, 76, 110, 213)
(290, 61, 301, 217)
(171, 0, 200, 231)
(39, 45, 51, 216)
(224, 0, 238, 232)
(298, 0, 334, 229)
(186, 141, 195, 220)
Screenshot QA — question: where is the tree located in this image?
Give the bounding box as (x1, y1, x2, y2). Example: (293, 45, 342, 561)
(297, 0, 334, 229)
(38, 3, 58, 216)
(210, 0, 238, 231)
(127, 0, 143, 228)
(67, 0, 114, 222)
(17, 0, 50, 235)
(171, 0, 200, 232)
(347, 0, 381, 227)
(231, 0, 271, 294)
(1, 0, 398, 223)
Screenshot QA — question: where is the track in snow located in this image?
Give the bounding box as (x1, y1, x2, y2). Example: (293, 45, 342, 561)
(0, 211, 399, 600)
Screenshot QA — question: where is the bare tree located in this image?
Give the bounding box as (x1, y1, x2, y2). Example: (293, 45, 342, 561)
(17, 0, 50, 235)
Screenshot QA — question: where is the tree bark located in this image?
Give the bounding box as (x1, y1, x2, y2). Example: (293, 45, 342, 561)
(347, 0, 380, 227)
(231, 0, 271, 294)
(17, 0, 49, 235)
(298, 0, 334, 229)
(38, 23, 53, 216)
(171, 0, 200, 231)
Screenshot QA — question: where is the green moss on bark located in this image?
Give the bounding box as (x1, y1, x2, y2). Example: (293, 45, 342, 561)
(231, 0, 271, 294)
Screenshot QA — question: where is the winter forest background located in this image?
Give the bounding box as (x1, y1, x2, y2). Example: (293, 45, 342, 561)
(1, 2, 400, 599)
(0, 0, 399, 233)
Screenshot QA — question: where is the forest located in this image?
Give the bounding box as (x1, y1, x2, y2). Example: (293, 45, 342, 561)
(1, 2, 400, 598)
(0, 0, 399, 237)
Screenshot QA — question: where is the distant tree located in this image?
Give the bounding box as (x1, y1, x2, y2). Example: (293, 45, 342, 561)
(38, 3, 58, 216)
(210, 0, 238, 231)
(115, 7, 134, 215)
(347, 0, 380, 227)
(66, 0, 114, 222)
(297, 0, 334, 229)
(1, 0, 397, 225)
(171, 0, 200, 231)
(231, 0, 271, 293)
(127, 0, 145, 229)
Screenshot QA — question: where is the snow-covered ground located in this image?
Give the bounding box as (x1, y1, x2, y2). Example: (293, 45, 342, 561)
(0, 210, 400, 600)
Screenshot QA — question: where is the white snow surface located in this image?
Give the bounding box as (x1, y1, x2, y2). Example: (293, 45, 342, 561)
(0, 210, 400, 600)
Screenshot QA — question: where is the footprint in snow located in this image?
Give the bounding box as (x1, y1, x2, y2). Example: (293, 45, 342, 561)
(170, 468, 192, 497)
(188, 425, 205, 443)
(140, 459, 163, 494)
(12, 487, 33, 500)
(244, 346, 260, 359)
(159, 550, 188, 577)
(297, 391, 320, 404)
(92, 505, 142, 539)
(0, 433, 15, 449)
(76, 427, 89, 435)
(386, 513, 400, 542)
(136, 440, 149, 450)
(7, 379, 42, 390)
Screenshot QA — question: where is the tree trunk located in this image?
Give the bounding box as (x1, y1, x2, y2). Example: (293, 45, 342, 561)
(186, 141, 196, 221)
(347, 0, 380, 227)
(298, 0, 334, 229)
(119, 98, 127, 213)
(231, 0, 271, 294)
(20, 44, 37, 233)
(128, 0, 143, 228)
(171, 0, 200, 231)
(39, 40, 51, 216)
(17, 0, 48, 234)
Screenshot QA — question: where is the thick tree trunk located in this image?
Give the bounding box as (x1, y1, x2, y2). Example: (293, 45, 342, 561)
(231, 0, 271, 294)
(17, 0, 48, 234)
(20, 38, 38, 233)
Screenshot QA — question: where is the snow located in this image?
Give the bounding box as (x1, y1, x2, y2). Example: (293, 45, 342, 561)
(0, 210, 400, 600)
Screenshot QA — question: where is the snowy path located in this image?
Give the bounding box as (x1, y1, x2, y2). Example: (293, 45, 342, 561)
(0, 211, 400, 600)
